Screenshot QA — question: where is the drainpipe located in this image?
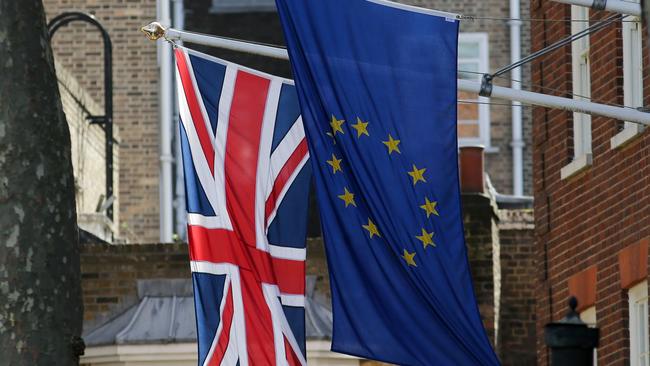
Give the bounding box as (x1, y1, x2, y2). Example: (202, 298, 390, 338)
(172, 0, 186, 240)
(509, 0, 525, 196)
(158, 0, 173, 242)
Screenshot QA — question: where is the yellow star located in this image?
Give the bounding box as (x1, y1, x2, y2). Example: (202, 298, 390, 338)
(326, 154, 343, 174)
(351, 117, 370, 138)
(407, 164, 427, 185)
(337, 187, 356, 208)
(330, 115, 345, 136)
(362, 218, 381, 239)
(420, 197, 439, 218)
(415, 228, 435, 249)
(401, 249, 417, 267)
(382, 134, 401, 154)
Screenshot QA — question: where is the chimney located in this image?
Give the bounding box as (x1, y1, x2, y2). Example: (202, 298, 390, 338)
(459, 145, 485, 194)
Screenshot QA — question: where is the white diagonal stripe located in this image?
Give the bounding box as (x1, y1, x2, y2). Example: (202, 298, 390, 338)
(268, 245, 306, 261)
(256, 78, 282, 251)
(212, 64, 238, 230)
(267, 118, 306, 199)
(263, 284, 289, 366)
(184, 48, 216, 151)
(204, 277, 231, 366)
(176, 66, 220, 213)
(266, 153, 310, 228)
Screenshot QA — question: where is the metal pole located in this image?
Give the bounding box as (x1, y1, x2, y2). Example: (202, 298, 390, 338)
(509, 0, 524, 196)
(142, 24, 650, 126)
(49, 12, 114, 221)
(157, 0, 174, 243)
(551, 0, 641, 16)
(172, 0, 186, 239)
(459, 80, 650, 125)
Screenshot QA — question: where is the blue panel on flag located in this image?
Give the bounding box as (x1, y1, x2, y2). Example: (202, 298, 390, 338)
(276, 0, 500, 365)
(188, 53, 226, 134)
(282, 305, 306, 356)
(271, 83, 302, 154)
(192, 272, 227, 366)
(180, 122, 215, 216)
(267, 164, 312, 249)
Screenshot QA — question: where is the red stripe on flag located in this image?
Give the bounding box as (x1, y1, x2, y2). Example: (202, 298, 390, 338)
(188, 226, 305, 295)
(285, 337, 301, 366)
(240, 270, 276, 364)
(208, 287, 234, 366)
(175, 49, 215, 174)
(224, 70, 270, 246)
(265, 138, 309, 225)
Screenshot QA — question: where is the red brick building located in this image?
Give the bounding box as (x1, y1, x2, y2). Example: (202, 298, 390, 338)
(531, 1, 650, 364)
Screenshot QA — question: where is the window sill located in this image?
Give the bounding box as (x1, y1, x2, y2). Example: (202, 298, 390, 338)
(458, 142, 497, 153)
(560, 153, 592, 180)
(610, 125, 645, 150)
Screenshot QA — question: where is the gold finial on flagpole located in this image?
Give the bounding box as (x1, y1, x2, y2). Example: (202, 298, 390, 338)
(141, 22, 166, 41)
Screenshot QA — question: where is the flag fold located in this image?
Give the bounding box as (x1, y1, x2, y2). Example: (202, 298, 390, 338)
(276, 0, 500, 364)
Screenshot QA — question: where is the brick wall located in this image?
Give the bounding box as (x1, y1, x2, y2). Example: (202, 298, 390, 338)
(81, 243, 189, 330)
(462, 193, 501, 346)
(531, 1, 650, 364)
(44, 0, 160, 242)
(184, 0, 533, 195)
(498, 209, 536, 366)
(56, 62, 120, 226)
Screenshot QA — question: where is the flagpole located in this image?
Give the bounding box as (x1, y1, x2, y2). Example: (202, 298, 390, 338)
(141, 22, 650, 126)
(551, 0, 641, 17)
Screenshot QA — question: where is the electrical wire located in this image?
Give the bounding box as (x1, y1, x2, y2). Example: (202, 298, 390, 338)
(457, 70, 641, 111)
(458, 15, 639, 23)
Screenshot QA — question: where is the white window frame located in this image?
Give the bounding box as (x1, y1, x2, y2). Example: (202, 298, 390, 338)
(612, 8, 645, 149)
(562, 5, 593, 179)
(630, 281, 649, 366)
(210, 0, 276, 13)
(457, 33, 491, 149)
(581, 306, 598, 366)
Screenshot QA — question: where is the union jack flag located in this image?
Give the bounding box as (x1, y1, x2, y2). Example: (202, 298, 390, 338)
(175, 47, 311, 365)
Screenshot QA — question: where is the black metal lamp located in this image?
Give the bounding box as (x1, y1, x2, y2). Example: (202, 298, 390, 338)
(544, 297, 599, 366)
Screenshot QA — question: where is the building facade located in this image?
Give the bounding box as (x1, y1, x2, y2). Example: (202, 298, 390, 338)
(45, 0, 161, 242)
(45, 0, 534, 242)
(531, 1, 650, 364)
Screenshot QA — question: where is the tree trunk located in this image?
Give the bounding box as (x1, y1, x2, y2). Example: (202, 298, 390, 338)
(0, 1, 83, 365)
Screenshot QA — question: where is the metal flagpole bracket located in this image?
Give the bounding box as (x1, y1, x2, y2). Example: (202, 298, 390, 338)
(592, 0, 608, 10)
(141, 22, 167, 41)
(479, 74, 494, 97)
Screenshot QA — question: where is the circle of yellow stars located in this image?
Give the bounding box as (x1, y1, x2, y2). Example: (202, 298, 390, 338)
(326, 114, 441, 268)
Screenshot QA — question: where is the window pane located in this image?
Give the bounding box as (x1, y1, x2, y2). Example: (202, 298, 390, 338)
(459, 42, 480, 59)
(459, 62, 480, 80)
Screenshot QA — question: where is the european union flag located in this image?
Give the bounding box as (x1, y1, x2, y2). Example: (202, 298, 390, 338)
(276, 0, 500, 365)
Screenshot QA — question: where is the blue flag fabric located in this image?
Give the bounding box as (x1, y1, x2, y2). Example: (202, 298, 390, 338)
(276, 1, 500, 365)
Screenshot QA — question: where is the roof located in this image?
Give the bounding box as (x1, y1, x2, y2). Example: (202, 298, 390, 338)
(84, 277, 333, 346)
